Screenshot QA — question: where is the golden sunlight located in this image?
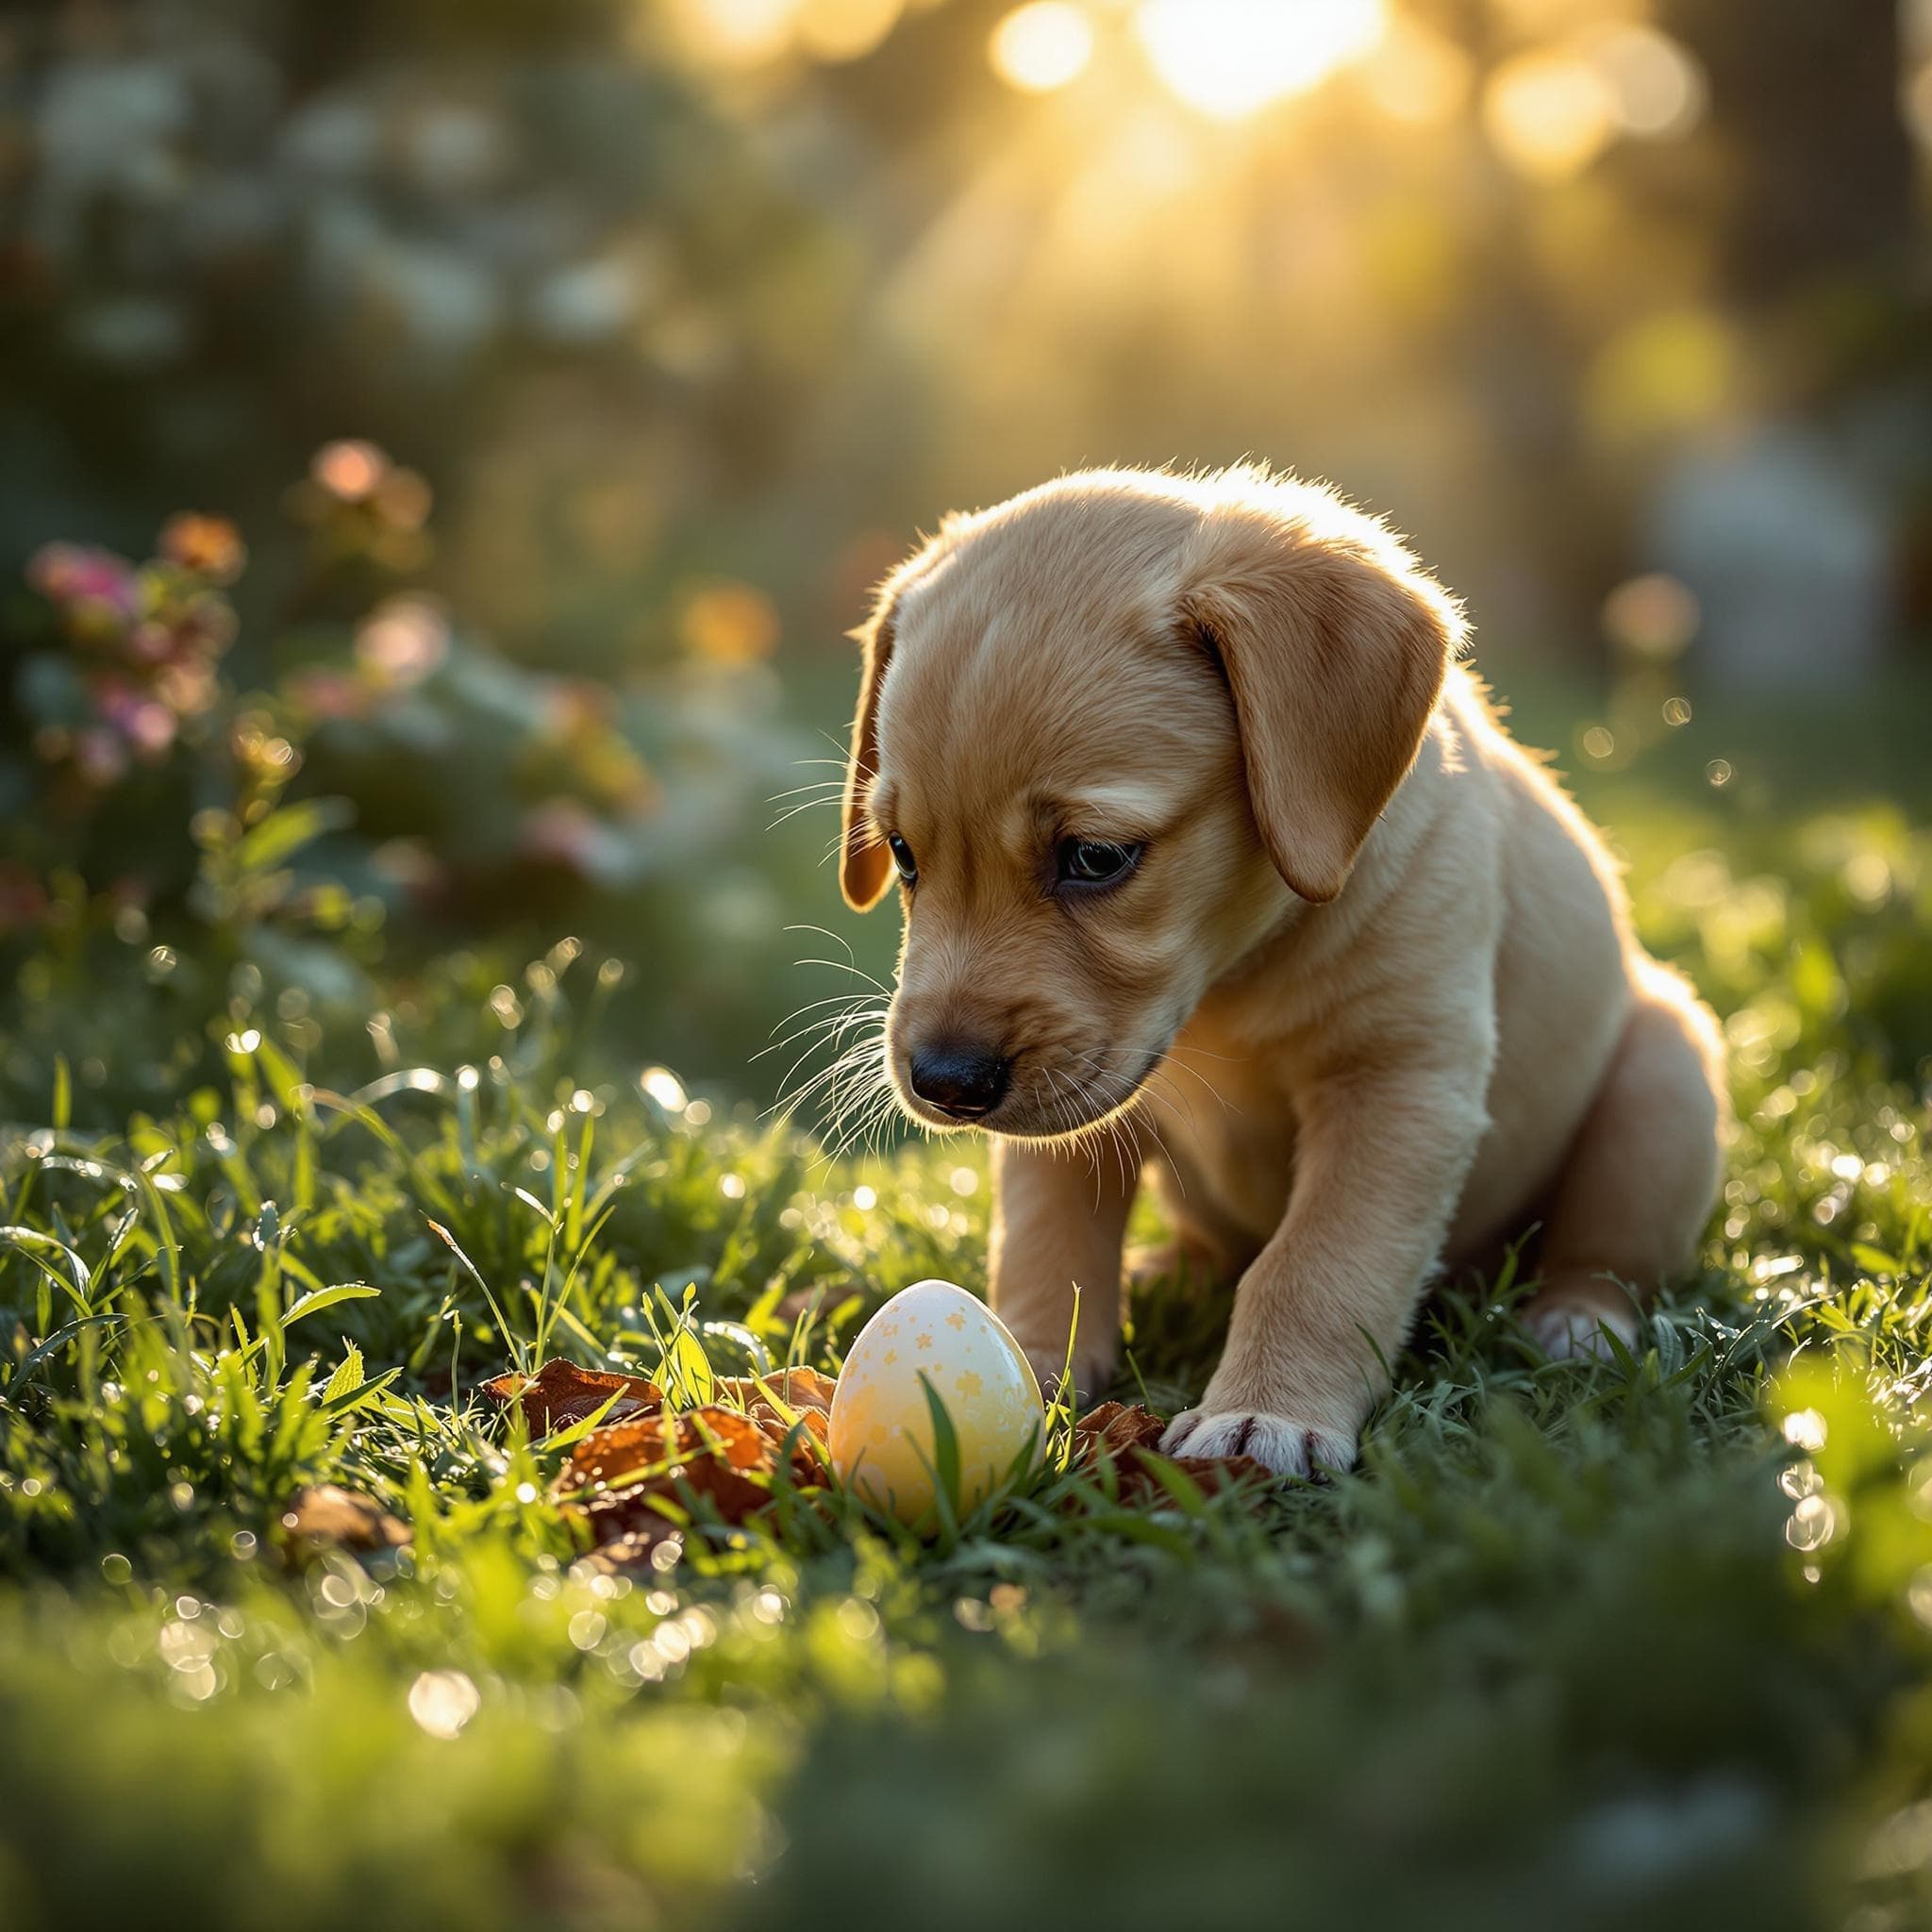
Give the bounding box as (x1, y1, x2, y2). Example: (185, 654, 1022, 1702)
(1481, 47, 1616, 179)
(989, 2, 1095, 93)
(793, 0, 903, 63)
(1359, 15, 1474, 127)
(663, 0, 798, 68)
(1133, 0, 1386, 120)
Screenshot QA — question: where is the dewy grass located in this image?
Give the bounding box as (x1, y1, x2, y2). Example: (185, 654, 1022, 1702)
(0, 794, 1930, 1930)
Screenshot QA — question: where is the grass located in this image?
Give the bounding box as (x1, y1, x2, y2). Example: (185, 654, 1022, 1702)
(3, 779, 1931, 1932)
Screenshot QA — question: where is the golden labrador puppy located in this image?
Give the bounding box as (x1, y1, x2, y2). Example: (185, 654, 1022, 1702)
(837, 466, 1727, 1475)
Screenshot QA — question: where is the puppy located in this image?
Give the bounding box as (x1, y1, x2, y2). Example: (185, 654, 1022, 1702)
(837, 466, 1727, 1475)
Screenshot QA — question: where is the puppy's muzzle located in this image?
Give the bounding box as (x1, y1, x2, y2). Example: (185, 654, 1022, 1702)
(908, 1041, 1011, 1121)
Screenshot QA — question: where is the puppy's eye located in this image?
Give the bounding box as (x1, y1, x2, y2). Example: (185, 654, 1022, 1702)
(1057, 839, 1142, 887)
(886, 833, 918, 886)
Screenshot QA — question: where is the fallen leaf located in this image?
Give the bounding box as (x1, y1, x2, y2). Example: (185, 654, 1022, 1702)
(556, 1405, 786, 1536)
(1162, 1453, 1274, 1496)
(715, 1365, 838, 1417)
(481, 1357, 661, 1436)
(275, 1484, 410, 1561)
(715, 1370, 835, 1470)
(1074, 1400, 1168, 1458)
(1072, 1402, 1274, 1503)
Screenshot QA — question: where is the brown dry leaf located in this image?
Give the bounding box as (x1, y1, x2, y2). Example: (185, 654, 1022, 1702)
(275, 1484, 410, 1561)
(556, 1405, 784, 1536)
(1161, 1453, 1273, 1496)
(1074, 1400, 1168, 1459)
(1072, 1402, 1274, 1504)
(715, 1369, 836, 1472)
(715, 1365, 837, 1417)
(747, 1399, 830, 1473)
(481, 1357, 661, 1436)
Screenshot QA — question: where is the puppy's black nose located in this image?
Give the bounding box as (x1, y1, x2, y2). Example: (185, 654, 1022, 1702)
(908, 1043, 1010, 1120)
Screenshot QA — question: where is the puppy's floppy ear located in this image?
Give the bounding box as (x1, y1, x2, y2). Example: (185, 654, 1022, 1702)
(1183, 494, 1464, 905)
(839, 579, 900, 911)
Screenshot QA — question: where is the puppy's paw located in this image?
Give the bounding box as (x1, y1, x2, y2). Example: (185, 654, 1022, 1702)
(1159, 1407, 1356, 1479)
(1523, 1280, 1640, 1363)
(1525, 1306, 1635, 1362)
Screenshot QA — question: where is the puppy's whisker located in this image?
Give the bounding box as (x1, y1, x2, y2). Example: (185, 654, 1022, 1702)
(771, 1032, 887, 1123)
(773, 1022, 889, 1127)
(765, 1001, 885, 1074)
(766, 777, 847, 803)
(783, 924, 874, 972)
(767, 796, 843, 833)
(753, 989, 884, 1051)
(1075, 1043, 1236, 1128)
(789, 955, 893, 997)
(837, 1077, 900, 1170)
(756, 993, 886, 1059)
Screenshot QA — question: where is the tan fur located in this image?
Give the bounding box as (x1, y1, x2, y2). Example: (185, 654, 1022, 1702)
(840, 465, 1730, 1475)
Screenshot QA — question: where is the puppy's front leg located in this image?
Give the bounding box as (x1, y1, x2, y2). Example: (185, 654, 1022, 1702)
(989, 1133, 1140, 1399)
(1162, 1058, 1489, 1476)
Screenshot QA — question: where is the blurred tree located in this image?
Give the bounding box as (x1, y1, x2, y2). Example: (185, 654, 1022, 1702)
(1665, 0, 1914, 309)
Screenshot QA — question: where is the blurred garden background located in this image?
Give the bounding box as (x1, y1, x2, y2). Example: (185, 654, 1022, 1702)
(6, 5, 1932, 1929)
(4, 0, 1929, 1121)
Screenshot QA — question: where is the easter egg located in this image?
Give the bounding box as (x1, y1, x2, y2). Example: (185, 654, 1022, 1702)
(829, 1280, 1045, 1524)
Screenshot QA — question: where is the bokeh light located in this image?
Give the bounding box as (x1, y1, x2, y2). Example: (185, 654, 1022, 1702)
(1604, 573, 1701, 661)
(989, 3, 1095, 94)
(1133, 0, 1386, 120)
(311, 440, 387, 504)
(680, 582, 781, 664)
(664, 0, 798, 68)
(794, 0, 903, 63)
(1589, 25, 1706, 140)
(1481, 48, 1616, 179)
(1360, 16, 1474, 127)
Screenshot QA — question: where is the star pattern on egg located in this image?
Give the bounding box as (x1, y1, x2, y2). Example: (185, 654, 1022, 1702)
(827, 1280, 1045, 1527)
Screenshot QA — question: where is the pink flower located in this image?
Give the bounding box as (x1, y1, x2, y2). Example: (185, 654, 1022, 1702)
(28, 542, 141, 618)
(355, 596, 448, 688)
(122, 698, 178, 758)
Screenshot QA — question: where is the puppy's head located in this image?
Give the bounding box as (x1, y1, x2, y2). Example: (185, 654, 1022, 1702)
(841, 467, 1464, 1139)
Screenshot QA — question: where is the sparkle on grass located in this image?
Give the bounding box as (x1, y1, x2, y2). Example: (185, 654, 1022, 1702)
(1783, 1408, 1827, 1454)
(408, 1669, 480, 1740)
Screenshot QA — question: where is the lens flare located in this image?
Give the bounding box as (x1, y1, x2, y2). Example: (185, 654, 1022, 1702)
(1135, 0, 1385, 120)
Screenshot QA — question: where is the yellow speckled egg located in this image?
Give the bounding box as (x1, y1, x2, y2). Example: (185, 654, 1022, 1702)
(829, 1279, 1045, 1524)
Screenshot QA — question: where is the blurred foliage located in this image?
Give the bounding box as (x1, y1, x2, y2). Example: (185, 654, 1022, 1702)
(3, 0, 1930, 1095)
(0, 454, 832, 1122)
